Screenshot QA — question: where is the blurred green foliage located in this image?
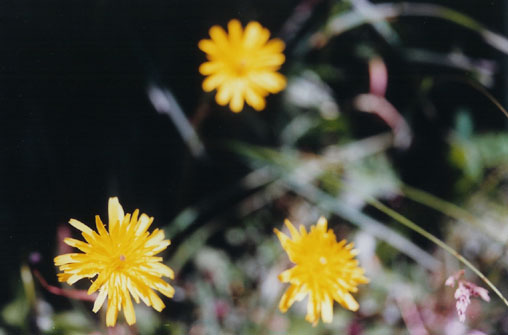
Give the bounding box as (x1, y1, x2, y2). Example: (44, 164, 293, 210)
(3, 0, 508, 334)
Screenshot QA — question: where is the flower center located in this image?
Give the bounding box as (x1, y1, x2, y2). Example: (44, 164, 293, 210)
(233, 59, 248, 75)
(108, 253, 128, 272)
(300, 253, 329, 273)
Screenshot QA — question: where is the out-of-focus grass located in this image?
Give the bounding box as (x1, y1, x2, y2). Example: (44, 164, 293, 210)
(3, 0, 508, 334)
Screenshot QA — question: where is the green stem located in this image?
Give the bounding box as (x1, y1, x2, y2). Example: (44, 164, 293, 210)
(401, 184, 487, 230)
(402, 184, 473, 221)
(367, 197, 508, 307)
(402, 183, 508, 243)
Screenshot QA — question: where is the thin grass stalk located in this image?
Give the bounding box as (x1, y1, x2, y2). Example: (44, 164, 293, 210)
(399, 184, 502, 242)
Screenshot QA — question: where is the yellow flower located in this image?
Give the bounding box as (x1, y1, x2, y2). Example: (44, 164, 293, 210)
(54, 197, 175, 327)
(198, 19, 286, 113)
(274, 217, 369, 325)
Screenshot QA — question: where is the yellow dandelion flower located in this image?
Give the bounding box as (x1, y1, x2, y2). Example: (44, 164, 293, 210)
(54, 197, 175, 327)
(198, 19, 286, 113)
(274, 217, 369, 325)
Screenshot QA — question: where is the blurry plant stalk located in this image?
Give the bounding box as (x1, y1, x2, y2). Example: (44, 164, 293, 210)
(318, 2, 508, 55)
(148, 85, 206, 158)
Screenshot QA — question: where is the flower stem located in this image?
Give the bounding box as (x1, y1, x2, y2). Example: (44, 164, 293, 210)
(400, 184, 497, 239)
(401, 184, 472, 221)
(367, 197, 508, 307)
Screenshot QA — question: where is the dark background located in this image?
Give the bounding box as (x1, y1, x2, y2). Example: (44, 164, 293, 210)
(0, 0, 505, 305)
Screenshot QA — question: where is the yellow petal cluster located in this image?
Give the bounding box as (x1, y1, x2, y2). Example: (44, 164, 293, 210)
(54, 197, 175, 327)
(275, 217, 369, 325)
(198, 19, 286, 112)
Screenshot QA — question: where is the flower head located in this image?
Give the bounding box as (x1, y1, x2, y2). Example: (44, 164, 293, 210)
(198, 19, 286, 112)
(54, 197, 175, 327)
(274, 217, 368, 325)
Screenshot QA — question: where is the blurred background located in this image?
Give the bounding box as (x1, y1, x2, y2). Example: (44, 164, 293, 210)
(1, 0, 508, 334)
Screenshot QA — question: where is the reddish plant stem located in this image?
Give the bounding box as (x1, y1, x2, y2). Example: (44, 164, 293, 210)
(33, 269, 96, 302)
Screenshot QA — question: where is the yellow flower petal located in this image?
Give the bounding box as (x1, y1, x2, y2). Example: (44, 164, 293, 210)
(257, 53, 286, 68)
(148, 289, 165, 311)
(342, 292, 360, 311)
(275, 217, 368, 325)
(135, 214, 153, 236)
(321, 294, 333, 323)
(150, 262, 175, 279)
(95, 215, 108, 237)
(306, 294, 319, 325)
(209, 25, 229, 49)
(67, 274, 82, 285)
(106, 295, 119, 327)
(316, 216, 327, 231)
(284, 219, 300, 240)
(199, 61, 223, 76)
(215, 82, 234, 106)
(63, 238, 90, 252)
(249, 71, 286, 93)
(108, 197, 124, 231)
(275, 228, 297, 262)
(244, 21, 270, 49)
(279, 285, 299, 312)
(230, 87, 245, 113)
(93, 288, 108, 313)
(198, 39, 218, 56)
(203, 73, 228, 92)
(68, 219, 94, 236)
(199, 19, 286, 112)
(228, 19, 243, 45)
(244, 86, 266, 111)
(263, 39, 285, 53)
(278, 268, 294, 283)
(54, 254, 76, 267)
(54, 197, 175, 327)
(122, 290, 136, 325)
